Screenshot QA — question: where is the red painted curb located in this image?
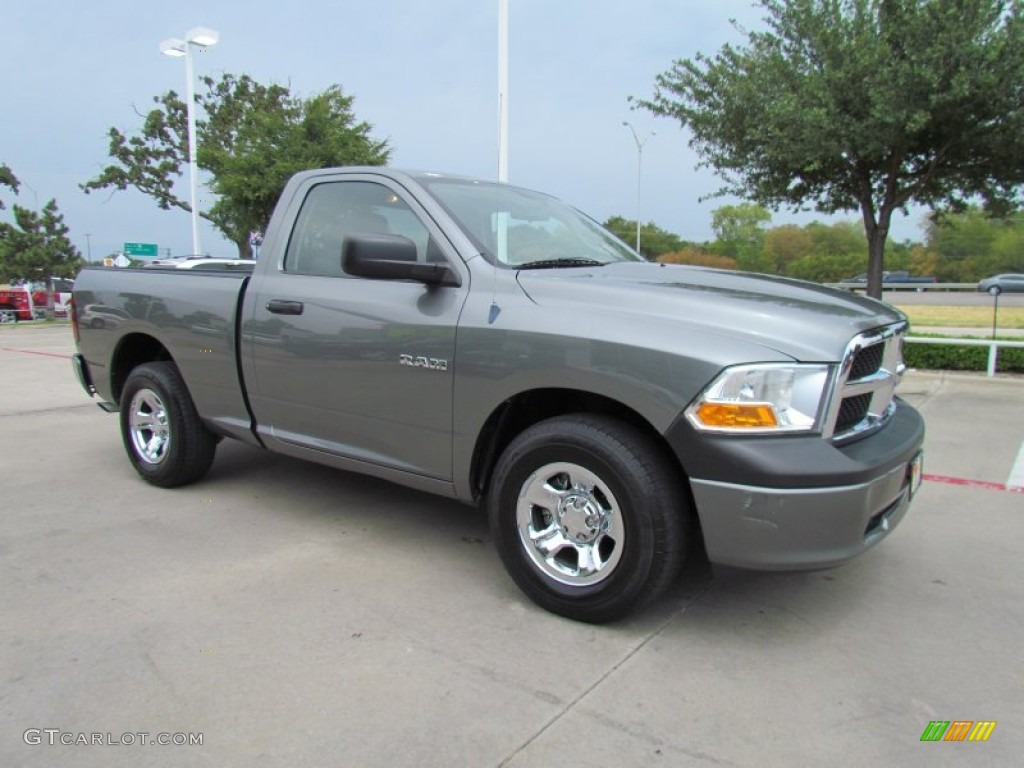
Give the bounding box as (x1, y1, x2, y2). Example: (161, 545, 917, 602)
(0, 347, 71, 359)
(923, 473, 1023, 494)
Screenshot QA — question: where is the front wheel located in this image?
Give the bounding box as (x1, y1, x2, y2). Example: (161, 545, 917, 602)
(119, 362, 217, 488)
(488, 415, 689, 623)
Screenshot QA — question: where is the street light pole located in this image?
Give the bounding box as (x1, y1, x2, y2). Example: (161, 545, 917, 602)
(498, 0, 509, 183)
(183, 41, 200, 255)
(160, 27, 219, 257)
(85, 233, 92, 263)
(622, 121, 653, 255)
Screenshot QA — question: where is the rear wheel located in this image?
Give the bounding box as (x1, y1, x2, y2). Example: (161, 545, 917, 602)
(119, 362, 217, 487)
(488, 414, 689, 623)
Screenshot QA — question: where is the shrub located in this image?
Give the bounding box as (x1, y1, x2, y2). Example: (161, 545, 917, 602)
(903, 336, 1024, 373)
(657, 248, 737, 270)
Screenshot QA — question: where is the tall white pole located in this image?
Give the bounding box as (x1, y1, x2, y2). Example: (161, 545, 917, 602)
(634, 143, 642, 253)
(498, 0, 509, 183)
(184, 42, 201, 256)
(623, 122, 652, 254)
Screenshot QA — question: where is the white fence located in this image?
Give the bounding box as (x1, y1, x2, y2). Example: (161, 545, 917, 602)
(905, 336, 1024, 377)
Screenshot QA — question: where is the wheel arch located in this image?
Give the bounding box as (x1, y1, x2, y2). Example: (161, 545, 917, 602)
(109, 333, 175, 406)
(469, 388, 695, 506)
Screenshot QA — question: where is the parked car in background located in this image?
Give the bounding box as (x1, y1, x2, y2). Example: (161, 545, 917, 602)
(51, 277, 75, 317)
(978, 274, 1024, 294)
(78, 304, 131, 330)
(142, 256, 255, 271)
(840, 270, 937, 285)
(0, 286, 41, 321)
(0, 279, 73, 320)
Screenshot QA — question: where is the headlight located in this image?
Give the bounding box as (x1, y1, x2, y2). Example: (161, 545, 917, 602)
(685, 364, 831, 433)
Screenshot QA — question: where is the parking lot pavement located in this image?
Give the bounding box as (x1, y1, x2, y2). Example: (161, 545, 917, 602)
(2, 325, 1021, 767)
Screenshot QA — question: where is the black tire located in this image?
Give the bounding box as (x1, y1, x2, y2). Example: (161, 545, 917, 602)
(119, 362, 217, 488)
(487, 414, 689, 623)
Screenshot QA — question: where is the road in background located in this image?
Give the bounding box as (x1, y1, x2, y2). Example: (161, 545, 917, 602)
(2, 324, 1021, 767)
(883, 290, 1023, 307)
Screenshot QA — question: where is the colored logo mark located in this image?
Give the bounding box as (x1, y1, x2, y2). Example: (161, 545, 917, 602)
(920, 720, 997, 742)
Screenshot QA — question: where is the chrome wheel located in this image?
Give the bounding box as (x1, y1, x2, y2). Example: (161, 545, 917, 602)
(119, 363, 217, 487)
(516, 461, 625, 586)
(128, 387, 170, 464)
(490, 415, 689, 622)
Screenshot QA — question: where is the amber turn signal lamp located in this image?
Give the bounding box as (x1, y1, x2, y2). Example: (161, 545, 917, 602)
(694, 402, 778, 429)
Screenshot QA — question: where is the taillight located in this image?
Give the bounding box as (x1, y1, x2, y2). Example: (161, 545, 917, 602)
(70, 296, 80, 344)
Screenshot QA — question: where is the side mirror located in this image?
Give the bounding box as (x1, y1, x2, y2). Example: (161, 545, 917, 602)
(342, 233, 460, 287)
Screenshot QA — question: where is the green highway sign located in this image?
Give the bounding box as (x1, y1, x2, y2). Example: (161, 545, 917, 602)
(124, 242, 158, 257)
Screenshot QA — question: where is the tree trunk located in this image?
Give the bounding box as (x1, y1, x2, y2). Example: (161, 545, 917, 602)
(860, 201, 893, 300)
(232, 238, 254, 259)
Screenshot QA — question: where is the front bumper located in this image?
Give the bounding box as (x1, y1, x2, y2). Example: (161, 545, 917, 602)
(666, 400, 925, 570)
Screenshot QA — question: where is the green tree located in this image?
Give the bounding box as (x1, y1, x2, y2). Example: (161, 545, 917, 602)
(907, 244, 939, 280)
(83, 74, 390, 258)
(639, 0, 1024, 298)
(602, 216, 686, 259)
(804, 221, 866, 262)
(882, 238, 916, 272)
(709, 203, 771, 272)
(763, 224, 814, 274)
(0, 163, 18, 209)
(0, 199, 83, 284)
(657, 245, 737, 270)
(787, 251, 864, 282)
(990, 222, 1024, 273)
(926, 207, 1024, 280)
(789, 220, 871, 280)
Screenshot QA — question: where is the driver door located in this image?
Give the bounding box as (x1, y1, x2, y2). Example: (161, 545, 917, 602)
(243, 176, 467, 481)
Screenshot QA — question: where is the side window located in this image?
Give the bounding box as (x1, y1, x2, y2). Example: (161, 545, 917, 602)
(284, 181, 439, 276)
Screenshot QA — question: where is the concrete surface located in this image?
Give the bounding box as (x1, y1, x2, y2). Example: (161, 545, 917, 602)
(1, 324, 1021, 767)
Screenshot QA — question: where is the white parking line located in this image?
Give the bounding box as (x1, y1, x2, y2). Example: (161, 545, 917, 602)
(1009, 441, 1024, 490)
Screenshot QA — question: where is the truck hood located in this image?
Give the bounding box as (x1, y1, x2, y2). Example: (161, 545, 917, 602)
(515, 262, 905, 362)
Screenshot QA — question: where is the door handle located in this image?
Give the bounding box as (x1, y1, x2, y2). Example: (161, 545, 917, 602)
(266, 299, 304, 315)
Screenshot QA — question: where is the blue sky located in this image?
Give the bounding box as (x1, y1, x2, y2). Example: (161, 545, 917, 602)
(0, 0, 926, 259)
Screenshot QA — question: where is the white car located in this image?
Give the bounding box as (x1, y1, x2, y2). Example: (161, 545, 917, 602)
(78, 304, 131, 330)
(143, 256, 255, 271)
(978, 274, 1024, 294)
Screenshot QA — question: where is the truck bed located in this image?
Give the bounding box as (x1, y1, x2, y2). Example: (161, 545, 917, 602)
(73, 267, 256, 444)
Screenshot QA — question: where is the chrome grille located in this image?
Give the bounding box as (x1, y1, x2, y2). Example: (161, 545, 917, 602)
(849, 342, 884, 379)
(835, 393, 872, 433)
(824, 322, 907, 442)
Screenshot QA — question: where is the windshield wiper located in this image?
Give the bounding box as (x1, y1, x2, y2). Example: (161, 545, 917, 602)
(517, 258, 606, 270)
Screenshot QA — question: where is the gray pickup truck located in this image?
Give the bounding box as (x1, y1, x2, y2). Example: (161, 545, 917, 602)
(71, 167, 924, 622)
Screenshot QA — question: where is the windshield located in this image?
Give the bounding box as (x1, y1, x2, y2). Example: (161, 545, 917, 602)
(418, 176, 643, 268)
